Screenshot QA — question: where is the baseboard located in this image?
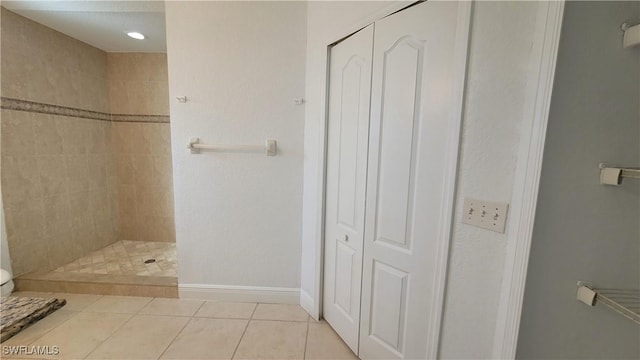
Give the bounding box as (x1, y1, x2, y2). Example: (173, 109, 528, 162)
(178, 283, 300, 304)
(299, 289, 317, 320)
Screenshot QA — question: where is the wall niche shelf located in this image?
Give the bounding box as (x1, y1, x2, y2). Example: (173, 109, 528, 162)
(576, 282, 640, 325)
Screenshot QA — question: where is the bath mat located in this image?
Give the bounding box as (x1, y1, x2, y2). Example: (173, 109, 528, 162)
(0, 296, 66, 342)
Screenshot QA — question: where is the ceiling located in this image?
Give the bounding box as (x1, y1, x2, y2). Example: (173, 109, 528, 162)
(2, 1, 167, 52)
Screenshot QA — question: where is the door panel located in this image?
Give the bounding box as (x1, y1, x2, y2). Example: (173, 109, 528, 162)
(374, 37, 423, 251)
(334, 242, 355, 313)
(359, 2, 462, 359)
(323, 24, 374, 354)
(369, 260, 408, 352)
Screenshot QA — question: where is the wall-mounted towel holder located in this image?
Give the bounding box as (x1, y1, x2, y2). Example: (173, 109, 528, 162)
(622, 22, 640, 48)
(187, 137, 277, 156)
(576, 281, 640, 325)
(599, 163, 640, 186)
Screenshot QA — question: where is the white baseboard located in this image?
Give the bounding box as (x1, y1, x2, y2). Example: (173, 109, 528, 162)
(299, 289, 316, 320)
(179, 283, 300, 304)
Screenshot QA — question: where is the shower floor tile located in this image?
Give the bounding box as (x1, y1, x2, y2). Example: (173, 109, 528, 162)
(54, 241, 176, 277)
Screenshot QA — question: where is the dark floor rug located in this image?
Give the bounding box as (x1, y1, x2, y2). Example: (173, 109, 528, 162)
(0, 296, 66, 342)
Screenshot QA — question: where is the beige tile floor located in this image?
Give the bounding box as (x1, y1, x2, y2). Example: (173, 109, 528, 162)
(54, 241, 176, 277)
(2, 292, 358, 360)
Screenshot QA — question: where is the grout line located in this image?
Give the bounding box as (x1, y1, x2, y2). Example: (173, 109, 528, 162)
(231, 303, 258, 359)
(192, 315, 255, 320)
(190, 299, 207, 317)
(83, 312, 135, 359)
(238, 318, 309, 323)
(156, 315, 192, 360)
(303, 315, 311, 360)
(57, 292, 104, 312)
(13, 309, 81, 347)
(134, 297, 154, 315)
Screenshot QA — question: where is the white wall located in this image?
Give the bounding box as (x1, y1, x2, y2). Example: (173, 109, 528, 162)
(165, 1, 306, 291)
(438, 2, 539, 358)
(302, 1, 540, 357)
(517, 1, 640, 358)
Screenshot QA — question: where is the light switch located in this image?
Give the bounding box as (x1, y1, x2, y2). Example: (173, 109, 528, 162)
(462, 198, 509, 233)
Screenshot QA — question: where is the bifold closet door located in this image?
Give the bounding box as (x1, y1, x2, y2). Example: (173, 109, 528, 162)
(323, 24, 374, 353)
(359, 1, 462, 359)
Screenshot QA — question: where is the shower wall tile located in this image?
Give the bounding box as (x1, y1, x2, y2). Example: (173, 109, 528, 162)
(1, 155, 43, 206)
(60, 117, 88, 155)
(1, 9, 110, 114)
(88, 124, 107, 154)
(2, 9, 175, 277)
(95, 217, 116, 249)
(107, 53, 169, 116)
(1, 110, 35, 156)
(1, 46, 30, 100)
(149, 123, 172, 154)
(112, 128, 176, 242)
(87, 154, 108, 190)
(136, 188, 156, 217)
(90, 189, 112, 223)
(131, 124, 153, 154)
(3, 197, 46, 245)
(74, 225, 98, 260)
(38, 155, 68, 197)
(42, 193, 72, 238)
(109, 55, 175, 243)
(113, 122, 134, 154)
(10, 239, 49, 279)
(117, 185, 137, 216)
(149, 82, 170, 115)
(47, 233, 78, 271)
(116, 155, 135, 185)
(156, 165, 173, 189)
(156, 187, 175, 219)
(33, 114, 64, 155)
(2, 114, 121, 275)
(1, 9, 119, 276)
(132, 155, 154, 189)
(66, 155, 91, 193)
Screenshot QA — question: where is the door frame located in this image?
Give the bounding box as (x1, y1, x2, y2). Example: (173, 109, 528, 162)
(491, 1, 565, 358)
(312, 1, 473, 357)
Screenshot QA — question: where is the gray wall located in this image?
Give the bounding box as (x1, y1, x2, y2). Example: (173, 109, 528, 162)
(517, 1, 640, 359)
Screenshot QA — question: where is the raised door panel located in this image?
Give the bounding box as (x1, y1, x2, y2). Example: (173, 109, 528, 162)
(374, 38, 424, 252)
(369, 261, 408, 354)
(323, 24, 374, 354)
(337, 58, 365, 232)
(359, 2, 463, 359)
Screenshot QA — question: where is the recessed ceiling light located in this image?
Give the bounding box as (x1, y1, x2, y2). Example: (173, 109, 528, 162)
(127, 32, 145, 40)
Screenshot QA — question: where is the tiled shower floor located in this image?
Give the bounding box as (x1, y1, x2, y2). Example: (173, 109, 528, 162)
(53, 240, 176, 277)
(15, 241, 177, 297)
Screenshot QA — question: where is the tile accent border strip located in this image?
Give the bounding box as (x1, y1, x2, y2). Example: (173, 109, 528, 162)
(1, 97, 110, 121)
(1, 97, 170, 123)
(111, 114, 170, 124)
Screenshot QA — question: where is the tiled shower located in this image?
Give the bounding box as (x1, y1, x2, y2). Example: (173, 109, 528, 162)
(0, 8, 176, 293)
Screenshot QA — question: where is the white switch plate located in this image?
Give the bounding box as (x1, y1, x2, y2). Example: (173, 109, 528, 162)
(462, 198, 509, 233)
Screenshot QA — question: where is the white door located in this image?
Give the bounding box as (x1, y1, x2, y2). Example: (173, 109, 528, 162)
(359, 2, 463, 359)
(323, 25, 374, 353)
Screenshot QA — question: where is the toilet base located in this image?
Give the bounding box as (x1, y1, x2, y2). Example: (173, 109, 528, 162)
(1, 279, 14, 297)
